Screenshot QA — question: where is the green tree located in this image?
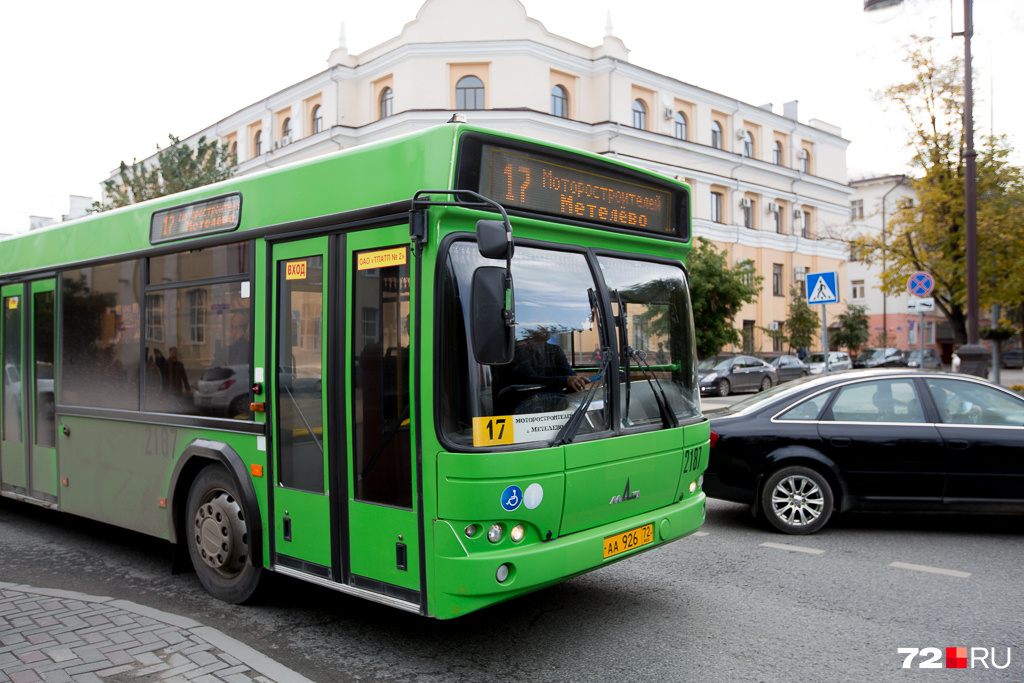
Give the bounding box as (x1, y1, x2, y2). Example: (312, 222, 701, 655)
(831, 303, 870, 354)
(93, 134, 236, 212)
(686, 237, 762, 358)
(784, 287, 819, 352)
(855, 37, 1024, 344)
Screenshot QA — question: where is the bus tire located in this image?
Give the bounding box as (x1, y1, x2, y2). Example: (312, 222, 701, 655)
(186, 465, 262, 603)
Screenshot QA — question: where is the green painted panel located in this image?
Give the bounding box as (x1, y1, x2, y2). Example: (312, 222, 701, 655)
(436, 470, 564, 541)
(274, 488, 331, 568)
(561, 449, 682, 535)
(348, 501, 420, 591)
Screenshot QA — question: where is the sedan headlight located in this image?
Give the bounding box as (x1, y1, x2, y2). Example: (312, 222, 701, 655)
(703, 372, 717, 382)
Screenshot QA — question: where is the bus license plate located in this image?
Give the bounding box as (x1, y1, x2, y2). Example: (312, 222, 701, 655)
(603, 523, 654, 559)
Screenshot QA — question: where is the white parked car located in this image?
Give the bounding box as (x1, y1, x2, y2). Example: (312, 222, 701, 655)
(805, 351, 852, 374)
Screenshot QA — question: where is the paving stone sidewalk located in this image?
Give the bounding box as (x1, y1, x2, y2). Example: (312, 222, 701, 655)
(0, 583, 313, 683)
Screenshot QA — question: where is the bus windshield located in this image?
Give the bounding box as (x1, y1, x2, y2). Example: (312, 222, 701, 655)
(440, 241, 699, 448)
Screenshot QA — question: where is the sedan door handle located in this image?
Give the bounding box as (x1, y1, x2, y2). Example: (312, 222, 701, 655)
(829, 437, 851, 447)
(947, 439, 969, 450)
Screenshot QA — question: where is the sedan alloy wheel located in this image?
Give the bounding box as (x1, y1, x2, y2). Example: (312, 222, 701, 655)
(760, 465, 833, 534)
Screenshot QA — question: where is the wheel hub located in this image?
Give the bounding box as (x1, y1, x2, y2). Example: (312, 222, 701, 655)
(192, 491, 247, 573)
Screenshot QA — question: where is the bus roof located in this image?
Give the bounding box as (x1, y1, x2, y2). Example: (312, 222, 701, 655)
(1, 124, 689, 278)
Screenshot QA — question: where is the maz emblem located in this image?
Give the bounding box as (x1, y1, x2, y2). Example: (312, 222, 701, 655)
(609, 477, 641, 505)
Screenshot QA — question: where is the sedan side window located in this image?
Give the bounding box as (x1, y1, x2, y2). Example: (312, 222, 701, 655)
(828, 379, 924, 423)
(924, 378, 1024, 426)
(778, 391, 833, 421)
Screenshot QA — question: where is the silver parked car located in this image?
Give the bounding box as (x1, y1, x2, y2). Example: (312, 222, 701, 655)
(805, 351, 852, 375)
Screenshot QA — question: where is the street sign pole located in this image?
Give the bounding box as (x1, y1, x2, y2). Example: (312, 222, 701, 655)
(822, 305, 830, 373)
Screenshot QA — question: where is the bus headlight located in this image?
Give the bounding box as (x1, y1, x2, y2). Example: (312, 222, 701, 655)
(510, 523, 525, 543)
(689, 480, 697, 494)
(464, 524, 478, 538)
(487, 524, 503, 543)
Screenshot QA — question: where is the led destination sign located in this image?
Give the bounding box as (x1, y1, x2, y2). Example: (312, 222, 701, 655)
(150, 193, 241, 244)
(474, 143, 681, 237)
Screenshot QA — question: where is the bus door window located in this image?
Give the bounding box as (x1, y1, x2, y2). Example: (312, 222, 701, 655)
(33, 290, 55, 448)
(277, 256, 325, 493)
(352, 250, 411, 508)
(3, 296, 22, 444)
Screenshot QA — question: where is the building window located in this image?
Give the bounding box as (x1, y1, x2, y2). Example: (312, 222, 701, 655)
(631, 99, 647, 130)
(773, 264, 784, 296)
(711, 121, 723, 149)
(674, 112, 687, 140)
(281, 118, 292, 140)
(851, 280, 865, 299)
(311, 105, 323, 134)
(770, 204, 782, 233)
(456, 75, 485, 110)
(794, 266, 808, 298)
(799, 149, 811, 173)
(742, 199, 754, 229)
(253, 130, 263, 157)
(739, 129, 754, 158)
(772, 324, 784, 352)
(801, 210, 811, 238)
(773, 141, 783, 165)
(742, 320, 755, 354)
(850, 199, 864, 220)
(710, 192, 723, 223)
(380, 87, 394, 119)
(551, 85, 569, 118)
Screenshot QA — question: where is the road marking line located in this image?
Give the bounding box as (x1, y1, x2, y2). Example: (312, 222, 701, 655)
(890, 561, 971, 578)
(693, 531, 710, 537)
(759, 542, 825, 555)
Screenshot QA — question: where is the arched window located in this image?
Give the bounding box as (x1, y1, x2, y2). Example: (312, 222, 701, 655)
(229, 141, 238, 161)
(739, 129, 754, 158)
(379, 87, 394, 119)
(253, 130, 263, 157)
(551, 85, 569, 118)
(674, 112, 687, 141)
(281, 118, 292, 140)
(799, 149, 811, 173)
(631, 99, 647, 130)
(456, 76, 485, 110)
(772, 141, 784, 165)
(311, 105, 323, 134)
(711, 121, 723, 149)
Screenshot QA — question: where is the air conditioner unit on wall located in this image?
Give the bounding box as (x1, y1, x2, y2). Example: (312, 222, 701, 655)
(797, 149, 809, 159)
(768, 202, 780, 213)
(736, 128, 748, 140)
(740, 198, 752, 208)
(663, 108, 674, 120)
(793, 208, 804, 218)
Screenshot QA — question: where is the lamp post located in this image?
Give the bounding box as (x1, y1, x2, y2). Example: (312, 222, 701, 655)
(864, 0, 988, 377)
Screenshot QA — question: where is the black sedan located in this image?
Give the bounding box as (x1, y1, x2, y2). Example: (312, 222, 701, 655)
(704, 369, 1024, 534)
(698, 355, 776, 397)
(765, 354, 810, 383)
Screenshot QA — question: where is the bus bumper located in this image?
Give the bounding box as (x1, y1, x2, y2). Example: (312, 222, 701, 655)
(430, 492, 706, 618)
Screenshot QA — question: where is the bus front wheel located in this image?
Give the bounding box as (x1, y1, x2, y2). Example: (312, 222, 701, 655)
(186, 465, 262, 603)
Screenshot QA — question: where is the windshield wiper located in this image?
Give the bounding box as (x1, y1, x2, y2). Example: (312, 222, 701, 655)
(613, 290, 678, 430)
(554, 349, 611, 445)
(612, 290, 633, 427)
(625, 346, 679, 429)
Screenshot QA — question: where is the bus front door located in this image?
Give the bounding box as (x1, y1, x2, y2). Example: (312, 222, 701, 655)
(345, 231, 421, 606)
(271, 238, 333, 577)
(1, 280, 58, 505)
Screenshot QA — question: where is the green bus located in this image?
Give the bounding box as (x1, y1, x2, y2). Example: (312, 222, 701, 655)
(0, 123, 708, 618)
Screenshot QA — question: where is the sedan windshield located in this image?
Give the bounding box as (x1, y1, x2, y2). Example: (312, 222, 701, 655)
(806, 354, 826, 364)
(439, 242, 699, 448)
(698, 356, 731, 372)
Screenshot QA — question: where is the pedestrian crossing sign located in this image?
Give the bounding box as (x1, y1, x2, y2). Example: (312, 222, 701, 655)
(807, 271, 839, 305)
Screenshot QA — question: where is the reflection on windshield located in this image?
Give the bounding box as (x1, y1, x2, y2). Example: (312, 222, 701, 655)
(439, 242, 699, 449)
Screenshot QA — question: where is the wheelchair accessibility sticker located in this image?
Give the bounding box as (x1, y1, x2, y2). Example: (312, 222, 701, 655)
(501, 485, 523, 512)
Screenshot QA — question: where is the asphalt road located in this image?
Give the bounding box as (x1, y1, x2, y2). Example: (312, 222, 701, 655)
(2, 489, 1021, 681)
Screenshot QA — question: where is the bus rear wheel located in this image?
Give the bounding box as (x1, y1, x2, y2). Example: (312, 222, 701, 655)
(186, 465, 262, 603)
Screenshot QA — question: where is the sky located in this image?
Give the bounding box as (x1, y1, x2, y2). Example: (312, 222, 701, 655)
(2, 0, 1023, 233)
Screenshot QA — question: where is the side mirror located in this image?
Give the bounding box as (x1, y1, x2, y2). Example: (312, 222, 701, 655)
(476, 219, 513, 261)
(470, 266, 515, 365)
